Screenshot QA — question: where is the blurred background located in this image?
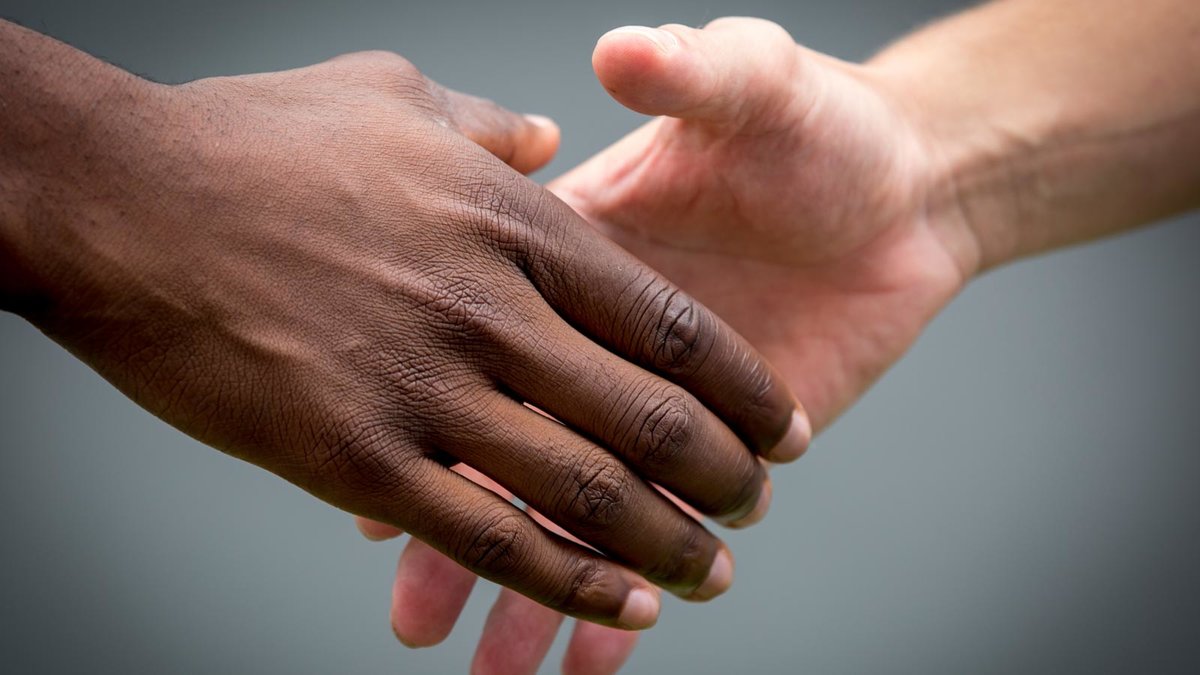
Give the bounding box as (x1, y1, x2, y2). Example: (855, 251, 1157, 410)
(1, 0, 1198, 673)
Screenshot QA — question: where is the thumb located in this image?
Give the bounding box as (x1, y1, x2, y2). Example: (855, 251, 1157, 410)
(592, 18, 813, 129)
(440, 88, 561, 174)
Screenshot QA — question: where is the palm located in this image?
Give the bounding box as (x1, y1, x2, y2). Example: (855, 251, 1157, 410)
(553, 34, 964, 429)
(375, 19, 975, 675)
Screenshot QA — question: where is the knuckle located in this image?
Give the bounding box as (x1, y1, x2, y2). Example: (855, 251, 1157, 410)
(355, 49, 419, 74)
(303, 413, 417, 495)
(753, 18, 796, 46)
(366, 341, 493, 426)
(740, 350, 778, 420)
(558, 557, 607, 614)
(747, 357, 775, 409)
(337, 50, 431, 100)
(564, 457, 632, 529)
(705, 16, 793, 44)
(468, 171, 534, 235)
(647, 289, 711, 374)
(458, 508, 528, 574)
(701, 16, 742, 30)
(473, 176, 523, 226)
(421, 272, 511, 341)
(634, 391, 695, 471)
(456, 176, 561, 275)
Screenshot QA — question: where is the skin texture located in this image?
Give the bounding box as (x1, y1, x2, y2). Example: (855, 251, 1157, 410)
(378, 3, 1200, 672)
(370, 19, 963, 672)
(0, 20, 814, 631)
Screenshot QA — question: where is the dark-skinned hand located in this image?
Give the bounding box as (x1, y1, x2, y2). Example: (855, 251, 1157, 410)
(0, 22, 809, 632)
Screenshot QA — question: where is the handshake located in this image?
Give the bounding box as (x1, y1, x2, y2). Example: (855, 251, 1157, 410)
(2, 3, 1197, 674)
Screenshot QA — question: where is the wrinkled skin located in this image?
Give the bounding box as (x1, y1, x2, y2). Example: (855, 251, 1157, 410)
(373, 18, 976, 674)
(1, 28, 810, 631)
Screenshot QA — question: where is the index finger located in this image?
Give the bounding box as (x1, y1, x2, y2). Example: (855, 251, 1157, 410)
(515, 191, 811, 463)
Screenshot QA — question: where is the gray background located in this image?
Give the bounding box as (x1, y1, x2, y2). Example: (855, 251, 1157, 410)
(1, 0, 1197, 673)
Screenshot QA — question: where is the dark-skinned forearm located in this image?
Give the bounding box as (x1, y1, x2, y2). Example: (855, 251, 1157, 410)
(0, 19, 162, 312)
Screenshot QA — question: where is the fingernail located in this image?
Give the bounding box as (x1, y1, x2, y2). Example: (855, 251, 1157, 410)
(617, 587, 660, 630)
(687, 546, 734, 601)
(603, 26, 679, 53)
(767, 409, 811, 463)
(725, 475, 772, 529)
(523, 113, 557, 129)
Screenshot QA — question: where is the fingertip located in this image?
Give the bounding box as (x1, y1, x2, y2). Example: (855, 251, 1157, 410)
(389, 538, 478, 648)
(594, 16, 809, 127)
(355, 516, 402, 541)
(391, 596, 447, 649)
(592, 26, 685, 115)
(764, 408, 812, 463)
(391, 601, 436, 648)
(563, 621, 640, 675)
(390, 600, 449, 649)
(523, 113, 559, 133)
(392, 623, 426, 650)
(596, 25, 679, 56)
(517, 114, 561, 173)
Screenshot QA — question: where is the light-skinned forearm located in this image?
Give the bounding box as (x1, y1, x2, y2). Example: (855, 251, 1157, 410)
(871, 0, 1200, 273)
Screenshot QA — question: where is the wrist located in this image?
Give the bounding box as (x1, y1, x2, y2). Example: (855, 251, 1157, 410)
(867, 0, 1200, 276)
(866, 56, 1045, 279)
(0, 21, 167, 317)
